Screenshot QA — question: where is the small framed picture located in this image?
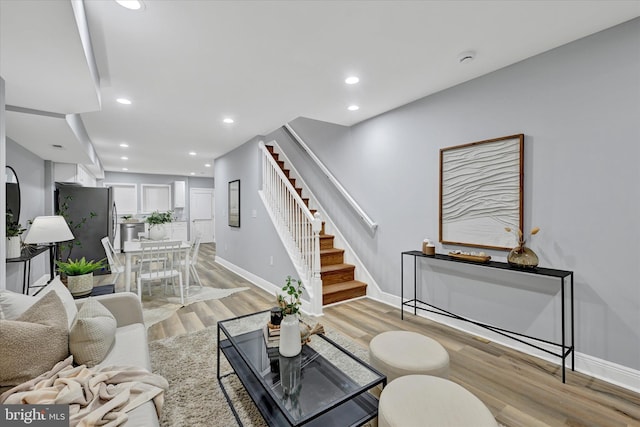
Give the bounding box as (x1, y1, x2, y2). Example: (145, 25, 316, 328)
(228, 179, 240, 227)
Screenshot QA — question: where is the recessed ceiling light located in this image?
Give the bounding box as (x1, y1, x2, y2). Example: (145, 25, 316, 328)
(190, 172, 196, 176)
(122, 168, 129, 171)
(120, 143, 129, 148)
(116, 98, 132, 105)
(189, 151, 197, 156)
(345, 76, 360, 85)
(223, 118, 234, 124)
(115, 0, 144, 11)
(204, 163, 211, 168)
(121, 156, 128, 160)
(347, 105, 360, 111)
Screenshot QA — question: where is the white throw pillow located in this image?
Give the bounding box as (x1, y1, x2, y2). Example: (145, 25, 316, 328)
(41, 280, 78, 329)
(0, 290, 34, 320)
(69, 298, 117, 367)
(0, 279, 77, 329)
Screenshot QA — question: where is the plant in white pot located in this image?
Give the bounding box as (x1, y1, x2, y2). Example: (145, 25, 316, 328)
(277, 276, 304, 357)
(146, 210, 173, 240)
(55, 257, 106, 296)
(5, 213, 25, 259)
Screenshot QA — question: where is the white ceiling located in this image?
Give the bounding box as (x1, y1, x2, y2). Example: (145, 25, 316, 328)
(2, 0, 639, 178)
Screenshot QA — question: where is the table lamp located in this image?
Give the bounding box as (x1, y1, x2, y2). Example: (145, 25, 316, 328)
(23, 216, 74, 283)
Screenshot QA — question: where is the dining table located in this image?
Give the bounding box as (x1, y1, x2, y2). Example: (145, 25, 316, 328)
(122, 239, 191, 296)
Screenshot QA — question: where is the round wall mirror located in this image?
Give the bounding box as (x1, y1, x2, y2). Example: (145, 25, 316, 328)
(6, 166, 21, 225)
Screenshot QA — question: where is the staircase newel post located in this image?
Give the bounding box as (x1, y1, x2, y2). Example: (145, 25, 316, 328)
(310, 212, 323, 315)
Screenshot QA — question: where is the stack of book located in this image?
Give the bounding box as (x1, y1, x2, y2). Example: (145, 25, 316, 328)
(263, 324, 281, 349)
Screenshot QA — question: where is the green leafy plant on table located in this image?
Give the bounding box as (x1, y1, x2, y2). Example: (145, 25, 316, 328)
(146, 210, 174, 226)
(5, 212, 26, 237)
(56, 257, 106, 276)
(277, 275, 304, 316)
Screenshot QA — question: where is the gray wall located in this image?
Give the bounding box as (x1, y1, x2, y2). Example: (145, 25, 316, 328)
(214, 136, 298, 289)
(5, 138, 48, 291)
(215, 18, 640, 371)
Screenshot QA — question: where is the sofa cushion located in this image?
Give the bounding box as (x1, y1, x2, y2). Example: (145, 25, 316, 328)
(0, 291, 69, 386)
(0, 279, 77, 329)
(96, 323, 151, 370)
(69, 298, 117, 367)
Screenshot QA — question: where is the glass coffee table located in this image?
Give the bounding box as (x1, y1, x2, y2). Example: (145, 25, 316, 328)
(217, 310, 386, 426)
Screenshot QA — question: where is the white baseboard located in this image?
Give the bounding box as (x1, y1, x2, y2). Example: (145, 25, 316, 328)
(215, 256, 320, 315)
(374, 291, 640, 393)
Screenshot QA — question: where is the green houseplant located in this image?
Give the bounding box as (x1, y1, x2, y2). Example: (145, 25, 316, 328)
(56, 257, 106, 296)
(277, 276, 305, 357)
(5, 213, 25, 258)
(146, 210, 173, 240)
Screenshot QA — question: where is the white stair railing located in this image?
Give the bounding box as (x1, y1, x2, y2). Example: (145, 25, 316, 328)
(258, 141, 324, 315)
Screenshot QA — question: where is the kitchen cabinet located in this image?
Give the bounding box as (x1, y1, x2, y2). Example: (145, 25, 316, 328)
(54, 163, 96, 187)
(143, 221, 188, 242)
(173, 181, 186, 208)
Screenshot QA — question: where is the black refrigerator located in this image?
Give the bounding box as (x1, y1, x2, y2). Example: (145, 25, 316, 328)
(55, 184, 117, 274)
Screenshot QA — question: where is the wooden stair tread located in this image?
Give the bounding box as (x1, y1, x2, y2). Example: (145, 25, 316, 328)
(320, 263, 355, 273)
(320, 248, 344, 255)
(322, 280, 367, 294)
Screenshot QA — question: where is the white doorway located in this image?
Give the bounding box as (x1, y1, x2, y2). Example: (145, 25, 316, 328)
(190, 187, 214, 243)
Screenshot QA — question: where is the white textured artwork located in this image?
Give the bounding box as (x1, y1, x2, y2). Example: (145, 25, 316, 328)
(440, 135, 523, 249)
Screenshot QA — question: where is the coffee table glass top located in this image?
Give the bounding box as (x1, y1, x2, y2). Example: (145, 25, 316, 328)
(218, 310, 385, 426)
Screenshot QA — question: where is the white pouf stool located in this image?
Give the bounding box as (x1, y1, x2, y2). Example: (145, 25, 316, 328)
(369, 331, 449, 382)
(378, 375, 498, 427)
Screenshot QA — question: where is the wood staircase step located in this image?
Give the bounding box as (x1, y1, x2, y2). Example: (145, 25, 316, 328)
(321, 263, 355, 285)
(319, 234, 334, 249)
(323, 280, 367, 305)
(266, 145, 275, 153)
(320, 248, 344, 265)
(281, 169, 290, 178)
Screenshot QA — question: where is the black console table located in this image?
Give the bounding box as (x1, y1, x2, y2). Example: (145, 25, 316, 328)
(6, 245, 49, 295)
(401, 250, 574, 383)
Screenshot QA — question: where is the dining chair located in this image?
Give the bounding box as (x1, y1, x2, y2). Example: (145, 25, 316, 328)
(136, 240, 185, 304)
(180, 235, 203, 292)
(101, 236, 124, 286)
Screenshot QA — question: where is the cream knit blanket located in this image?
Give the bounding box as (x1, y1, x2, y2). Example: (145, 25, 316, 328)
(0, 357, 168, 427)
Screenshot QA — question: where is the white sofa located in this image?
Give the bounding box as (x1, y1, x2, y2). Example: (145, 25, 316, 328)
(0, 278, 160, 427)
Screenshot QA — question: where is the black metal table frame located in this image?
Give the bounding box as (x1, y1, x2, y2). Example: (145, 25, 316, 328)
(6, 245, 49, 294)
(401, 250, 574, 383)
(217, 310, 386, 427)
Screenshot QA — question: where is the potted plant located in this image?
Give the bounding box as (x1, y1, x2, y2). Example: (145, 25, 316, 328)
(146, 210, 173, 240)
(55, 257, 106, 296)
(5, 213, 25, 259)
(276, 276, 304, 357)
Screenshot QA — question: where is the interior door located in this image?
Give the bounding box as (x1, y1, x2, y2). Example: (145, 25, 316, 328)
(189, 188, 214, 243)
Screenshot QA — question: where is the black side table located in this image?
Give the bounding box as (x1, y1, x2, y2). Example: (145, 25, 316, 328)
(6, 245, 49, 294)
(73, 284, 116, 299)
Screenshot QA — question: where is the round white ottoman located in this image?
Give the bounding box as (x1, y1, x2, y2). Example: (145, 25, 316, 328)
(369, 331, 449, 382)
(378, 375, 498, 427)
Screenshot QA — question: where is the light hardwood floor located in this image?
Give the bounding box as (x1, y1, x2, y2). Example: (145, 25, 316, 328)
(98, 243, 640, 427)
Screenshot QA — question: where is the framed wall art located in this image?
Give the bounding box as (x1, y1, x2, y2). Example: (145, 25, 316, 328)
(228, 179, 240, 227)
(439, 134, 524, 250)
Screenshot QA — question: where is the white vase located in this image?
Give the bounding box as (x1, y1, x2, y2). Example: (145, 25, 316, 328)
(67, 273, 94, 296)
(149, 224, 166, 240)
(6, 236, 22, 259)
(279, 314, 302, 357)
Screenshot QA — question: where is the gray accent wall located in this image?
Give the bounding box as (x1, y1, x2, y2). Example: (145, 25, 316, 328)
(215, 18, 640, 371)
(5, 138, 48, 291)
(214, 136, 298, 289)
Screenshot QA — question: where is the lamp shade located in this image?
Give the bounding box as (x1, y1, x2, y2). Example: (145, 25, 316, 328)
(23, 216, 74, 244)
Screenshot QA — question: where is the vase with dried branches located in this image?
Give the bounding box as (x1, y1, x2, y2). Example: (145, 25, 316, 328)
(505, 226, 540, 268)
